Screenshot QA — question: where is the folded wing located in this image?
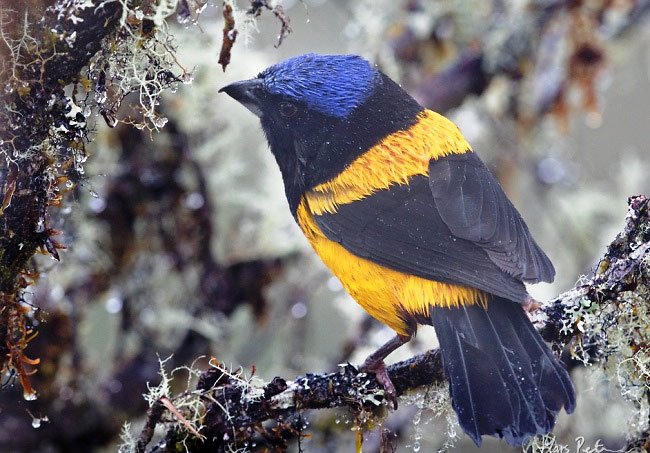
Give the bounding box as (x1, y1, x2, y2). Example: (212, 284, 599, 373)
(429, 152, 555, 283)
(311, 175, 528, 302)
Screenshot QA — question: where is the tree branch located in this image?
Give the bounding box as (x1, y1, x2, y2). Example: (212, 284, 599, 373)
(141, 196, 650, 451)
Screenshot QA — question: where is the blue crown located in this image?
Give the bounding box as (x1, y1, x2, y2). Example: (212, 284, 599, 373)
(259, 54, 378, 118)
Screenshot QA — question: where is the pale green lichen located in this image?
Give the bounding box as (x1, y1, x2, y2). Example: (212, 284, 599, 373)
(91, 0, 195, 131)
(117, 422, 137, 453)
(550, 199, 650, 446)
(399, 382, 458, 452)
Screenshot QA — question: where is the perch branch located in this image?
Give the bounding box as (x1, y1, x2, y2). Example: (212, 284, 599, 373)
(143, 195, 650, 452)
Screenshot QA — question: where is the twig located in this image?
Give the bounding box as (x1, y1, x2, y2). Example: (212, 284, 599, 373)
(159, 397, 205, 441)
(136, 399, 166, 453)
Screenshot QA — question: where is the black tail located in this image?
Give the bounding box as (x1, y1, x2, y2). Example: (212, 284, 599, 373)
(430, 296, 576, 446)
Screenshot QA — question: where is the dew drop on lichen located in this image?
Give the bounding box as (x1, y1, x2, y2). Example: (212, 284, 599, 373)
(96, 91, 107, 105)
(153, 116, 168, 128)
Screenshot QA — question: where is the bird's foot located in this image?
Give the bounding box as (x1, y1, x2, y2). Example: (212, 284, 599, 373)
(360, 358, 398, 410)
(523, 295, 541, 313)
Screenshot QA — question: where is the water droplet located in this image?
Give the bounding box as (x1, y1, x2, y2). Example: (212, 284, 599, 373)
(177, 13, 191, 25)
(184, 192, 204, 210)
(291, 302, 307, 319)
(95, 91, 107, 104)
(32, 416, 48, 428)
(24, 391, 37, 401)
(105, 294, 123, 313)
(153, 116, 168, 128)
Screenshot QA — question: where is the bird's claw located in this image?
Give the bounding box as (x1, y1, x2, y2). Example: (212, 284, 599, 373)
(360, 359, 398, 410)
(523, 295, 541, 313)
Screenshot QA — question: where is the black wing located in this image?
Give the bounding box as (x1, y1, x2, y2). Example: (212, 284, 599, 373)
(312, 176, 528, 302)
(429, 152, 554, 283)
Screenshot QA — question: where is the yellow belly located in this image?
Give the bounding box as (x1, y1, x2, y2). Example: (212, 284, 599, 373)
(296, 200, 487, 337)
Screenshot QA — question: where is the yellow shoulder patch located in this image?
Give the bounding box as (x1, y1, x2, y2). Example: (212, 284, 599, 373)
(306, 109, 472, 215)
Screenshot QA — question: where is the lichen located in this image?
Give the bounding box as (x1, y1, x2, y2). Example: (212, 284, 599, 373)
(400, 382, 458, 452)
(0, 0, 202, 397)
(541, 196, 650, 446)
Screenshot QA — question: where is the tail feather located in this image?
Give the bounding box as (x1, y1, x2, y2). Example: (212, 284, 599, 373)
(463, 303, 551, 441)
(432, 311, 515, 446)
(502, 302, 577, 415)
(431, 296, 575, 446)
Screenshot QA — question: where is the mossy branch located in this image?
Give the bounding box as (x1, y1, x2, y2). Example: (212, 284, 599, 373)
(0, 0, 122, 397)
(141, 197, 650, 451)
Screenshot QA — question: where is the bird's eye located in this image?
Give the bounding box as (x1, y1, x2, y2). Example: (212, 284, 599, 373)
(279, 102, 297, 118)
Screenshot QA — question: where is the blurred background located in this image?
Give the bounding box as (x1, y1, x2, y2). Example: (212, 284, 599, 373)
(1, 0, 650, 451)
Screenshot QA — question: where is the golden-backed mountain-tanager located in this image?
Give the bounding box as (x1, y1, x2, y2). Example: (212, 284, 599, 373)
(220, 53, 575, 446)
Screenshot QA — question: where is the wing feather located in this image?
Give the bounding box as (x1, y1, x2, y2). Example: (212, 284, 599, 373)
(429, 152, 555, 283)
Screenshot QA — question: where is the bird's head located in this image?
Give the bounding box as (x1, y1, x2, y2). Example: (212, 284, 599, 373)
(220, 53, 422, 212)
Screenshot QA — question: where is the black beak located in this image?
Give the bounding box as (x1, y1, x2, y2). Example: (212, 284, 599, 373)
(219, 79, 264, 117)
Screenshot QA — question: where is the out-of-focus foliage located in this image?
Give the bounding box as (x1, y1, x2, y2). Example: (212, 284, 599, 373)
(1, 0, 650, 452)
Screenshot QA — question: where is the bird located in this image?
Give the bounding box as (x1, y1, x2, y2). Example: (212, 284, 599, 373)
(220, 53, 575, 447)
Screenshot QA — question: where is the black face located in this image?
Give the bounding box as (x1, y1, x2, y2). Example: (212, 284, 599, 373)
(259, 95, 340, 195)
(220, 74, 424, 215)
(221, 78, 342, 211)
